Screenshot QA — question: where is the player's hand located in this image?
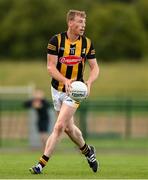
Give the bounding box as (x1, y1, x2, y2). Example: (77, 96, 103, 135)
(64, 79, 75, 95)
(85, 81, 91, 97)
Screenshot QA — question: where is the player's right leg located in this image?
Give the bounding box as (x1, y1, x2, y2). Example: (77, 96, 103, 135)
(29, 103, 77, 174)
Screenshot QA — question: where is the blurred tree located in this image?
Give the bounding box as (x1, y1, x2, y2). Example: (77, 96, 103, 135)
(0, 0, 67, 59)
(135, 0, 148, 28)
(134, 0, 148, 57)
(0, 0, 147, 61)
(87, 3, 147, 61)
(97, 0, 138, 3)
(135, 0, 148, 33)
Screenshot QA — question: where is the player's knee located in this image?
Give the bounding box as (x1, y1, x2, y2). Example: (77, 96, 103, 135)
(54, 122, 64, 137)
(65, 127, 73, 135)
(65, 126, 82, 137)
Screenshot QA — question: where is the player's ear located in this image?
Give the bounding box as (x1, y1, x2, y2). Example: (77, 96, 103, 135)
(68, 20, 73, 27)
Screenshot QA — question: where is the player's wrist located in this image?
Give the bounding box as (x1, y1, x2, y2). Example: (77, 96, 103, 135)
(62, 77, 68, 85)
(86, 80, 92, 87)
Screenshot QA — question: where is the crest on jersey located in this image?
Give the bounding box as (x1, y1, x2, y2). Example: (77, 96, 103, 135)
(59, 55, 82, 66)
(82, 48, 86, 54)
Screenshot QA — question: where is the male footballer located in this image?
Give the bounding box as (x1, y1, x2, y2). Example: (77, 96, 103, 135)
(29, 9, 100, 174)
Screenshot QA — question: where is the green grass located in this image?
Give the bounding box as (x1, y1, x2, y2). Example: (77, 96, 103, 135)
(0, 138, 148, 179)
(0, 60, 148, 178)
(0, 150, 147, 179)
(0, 60, 148, 99)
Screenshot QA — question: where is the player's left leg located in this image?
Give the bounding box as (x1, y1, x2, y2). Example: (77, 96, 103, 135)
(65, 116, 85, 147)
(65, 117, 99, 173)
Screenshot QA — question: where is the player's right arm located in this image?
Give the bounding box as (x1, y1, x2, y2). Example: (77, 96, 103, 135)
(47, 54, 66, 84)
(47, 35, 72, 94)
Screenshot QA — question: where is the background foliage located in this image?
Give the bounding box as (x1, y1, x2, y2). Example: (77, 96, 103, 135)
(0, 0, 148, 61)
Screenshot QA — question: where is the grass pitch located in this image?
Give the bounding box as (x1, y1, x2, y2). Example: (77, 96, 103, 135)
(0, 60, 148, 99)
(0, 139, 148, 179)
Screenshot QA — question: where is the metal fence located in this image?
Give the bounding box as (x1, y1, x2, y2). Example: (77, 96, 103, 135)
(0, 98, 148, 148)
(78, 99, 148, 139)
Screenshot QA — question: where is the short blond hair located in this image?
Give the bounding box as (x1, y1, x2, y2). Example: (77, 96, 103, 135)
(67, 10, 86, 23)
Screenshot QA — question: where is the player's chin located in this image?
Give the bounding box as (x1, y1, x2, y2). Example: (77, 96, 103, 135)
(79, 31, 84, 36)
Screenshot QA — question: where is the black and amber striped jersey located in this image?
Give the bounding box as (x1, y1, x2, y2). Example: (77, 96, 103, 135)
(47, 31, 96, 92)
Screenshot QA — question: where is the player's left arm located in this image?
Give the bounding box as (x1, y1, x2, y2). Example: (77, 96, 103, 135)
(86, 58, 99, 96)
(85, 39, 99, 96)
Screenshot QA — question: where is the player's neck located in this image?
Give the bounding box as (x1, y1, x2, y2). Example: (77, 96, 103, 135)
(66, 30, 79, 43)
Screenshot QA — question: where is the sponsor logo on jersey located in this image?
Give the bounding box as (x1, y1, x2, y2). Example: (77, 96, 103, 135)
(59, 55, 82, 66)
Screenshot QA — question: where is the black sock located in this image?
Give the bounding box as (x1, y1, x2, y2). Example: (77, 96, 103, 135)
(39, 155, 49, 168)
(80, 143, 90, 156)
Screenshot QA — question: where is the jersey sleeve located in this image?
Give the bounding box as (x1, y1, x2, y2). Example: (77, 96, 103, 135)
(86, 41, 96, 59)
(47, 35, 58, 55)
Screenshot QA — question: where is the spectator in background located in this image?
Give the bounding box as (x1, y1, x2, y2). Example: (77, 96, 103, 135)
(24, 89, 51, 148)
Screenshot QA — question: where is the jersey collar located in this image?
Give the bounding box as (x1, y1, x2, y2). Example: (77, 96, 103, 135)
(65, 31, 81, 42)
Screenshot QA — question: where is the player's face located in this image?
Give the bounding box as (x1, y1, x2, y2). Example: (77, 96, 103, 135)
(70, 15, 86, 36)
